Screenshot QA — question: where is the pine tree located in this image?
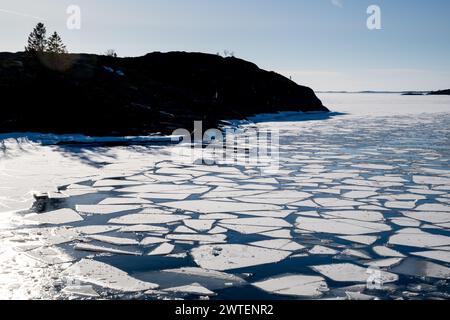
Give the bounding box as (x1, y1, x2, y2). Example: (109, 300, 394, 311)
(46, 32, 67, 54)
(25, 23, 47, 53)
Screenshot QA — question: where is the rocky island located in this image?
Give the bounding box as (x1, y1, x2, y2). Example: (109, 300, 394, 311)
(0, 51, 328, 136)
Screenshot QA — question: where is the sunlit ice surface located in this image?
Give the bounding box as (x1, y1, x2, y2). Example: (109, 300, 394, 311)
(0, 93, 449, 300)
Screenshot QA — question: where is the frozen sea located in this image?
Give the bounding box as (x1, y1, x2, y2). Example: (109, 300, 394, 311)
(0, 93, 449, 300)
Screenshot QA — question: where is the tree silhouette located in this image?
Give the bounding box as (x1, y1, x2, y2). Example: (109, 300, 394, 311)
(25, 23, 47, 53)
(47, 32, 67, 54)
(105, 49, 118, 57)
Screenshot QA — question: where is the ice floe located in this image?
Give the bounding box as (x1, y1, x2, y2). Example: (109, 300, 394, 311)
(63, 259, 158, 292)
(161, 200, 282, 214)
(338, 235, 378, 245)
(76, 205, 142, 215)
(253, 274, 328, 298)
(148, 243, 175, 256)
(62, 285, 100, 298)
(88, 234, 139, 246)
(321, 210, 384, 222)
(25, 209, 83, 225)
(411, 250, 450, 263)
(74, 243, 141, 256)
(220, 217, 291, 228)
(311, 263, 398, 283)
(314, 198, 364, 207)
(388, 228, 450, 248)
(309, 246, 339, 255)
(296, 217, 391, 235)
(191, 244, 291, 271)
(163, 283, 215, 296)
(392, 258, 450, 279)
(250, 239, 304, 251)
(167, 234, 226, 243)
(108, 214, 189, 225)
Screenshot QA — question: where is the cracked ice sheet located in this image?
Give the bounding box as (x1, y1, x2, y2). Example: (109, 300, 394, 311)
(311, 263, 398, 283)
(75, 205, 143, 215)
(108, 214, 189, 225)
(392, 258, 450, 279)
(309, 245, 339, 255)
(163, 283, 215, 296)
(75, 243, 141, 256)
(388, 228, 450, 248)
(148, 243, 175, 256)
(401, 211, 450, 224)
(411, 250, 450, 263)
(149, 267, 246, 291)
(166, 234, 227, 244)
(62, 285, 99, 298)
(250, 239, 305, 251)
(220, 217, 291, 228)
(62, 259, 157, 292)
(191, 244, 291, 271)
(296, 217, 391, 235)
(233, 190, 311, 205)
(117, 184, 210, 194)
(321, 210, 384, 222)
(25, 208, 83, 225)
(161, 200, 282, 214)
(314, 198, 365, 207)
(253, 274, 328, 298)
(98, 197, 153, 205)
(88, 234, 139, 246)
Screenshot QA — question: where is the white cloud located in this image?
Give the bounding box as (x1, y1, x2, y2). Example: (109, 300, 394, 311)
(331, 0, 344, 8)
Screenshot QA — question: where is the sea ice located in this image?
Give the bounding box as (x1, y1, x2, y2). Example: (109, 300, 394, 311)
(26, 209, 83, 225)
(166, 234, 226, 243)
(296, 217, 391, 235)
(62, 259, 158, 292)
(161, 200, 282, 214)
(98, 197, 152, 205)
(250, 239, 305, 251)
(311, 263, 398, 283)
(314, 198, 364, 207)
(338, 235, 378, 245)
(388, 229, 450, 248)
(88, 234, 139, 246)
(76, 205, 142, 215)
(108, 214, 189, 225)
(392, 258, 450, 279)
(163, 283, 215, 296)
(191, 244, 291, 271)
(74, 243, 141, 256)
(321, 210, 384, 222)
(148, 243, 175, 256)
(411, 250, 450, 263)
(184, 219, 215, 232)
(253, 274, 328, 298)
(220, 217, 291, 228)
(62, 285, 100, 298)
(309, 246, 339, 255)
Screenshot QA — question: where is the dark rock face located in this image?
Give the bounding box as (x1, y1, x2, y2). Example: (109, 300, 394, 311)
(0, 51, 328, 136)
(428, 89, 450, 96)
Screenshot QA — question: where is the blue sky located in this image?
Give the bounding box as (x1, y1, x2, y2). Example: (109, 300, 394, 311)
(1, 0, 449, 91)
